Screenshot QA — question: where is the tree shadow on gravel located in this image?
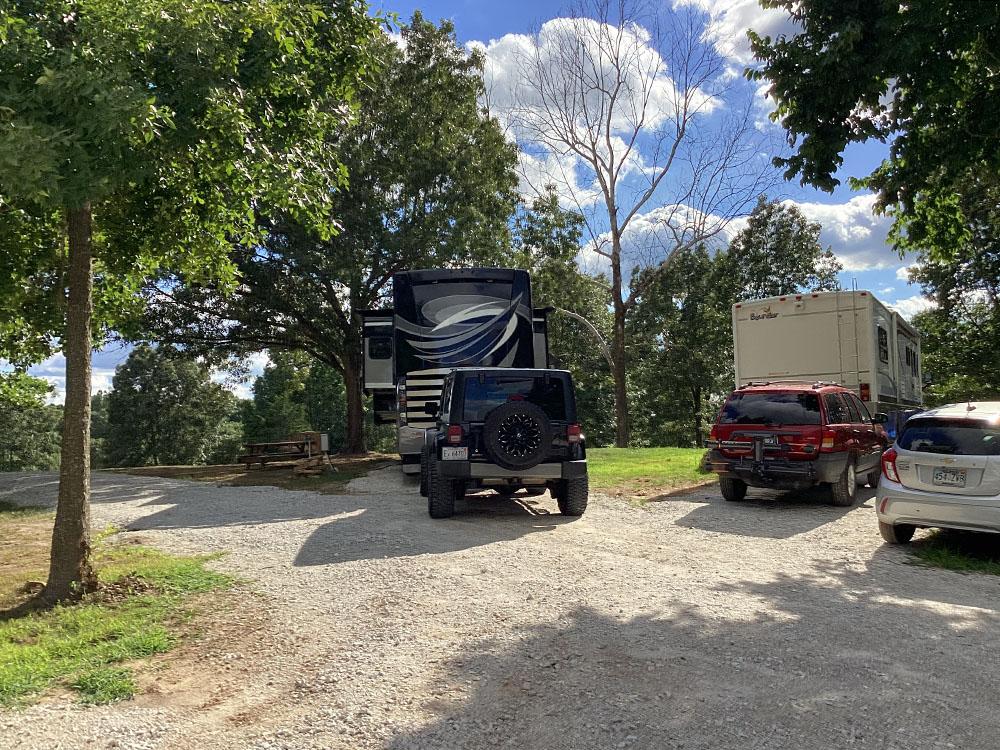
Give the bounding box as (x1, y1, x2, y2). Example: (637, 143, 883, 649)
(294, 491, 576, 566)
(672, 485, 877, 540)
(385, 557, 1000, 750)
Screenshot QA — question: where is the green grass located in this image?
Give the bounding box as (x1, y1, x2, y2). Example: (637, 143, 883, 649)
(911, 531, 1000, 576)
(587, 447, 711, 497)
(0, 545, 233, 706)
(0, 501, 48, 518)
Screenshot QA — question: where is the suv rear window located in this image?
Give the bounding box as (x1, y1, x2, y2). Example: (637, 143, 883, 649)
(898, 418, 1000, 456)
(720, 392, 822, 426)
(462, 376, 567, 422)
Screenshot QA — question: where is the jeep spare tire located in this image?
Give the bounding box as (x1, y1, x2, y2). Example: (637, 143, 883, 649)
(483, 400, 553, 471)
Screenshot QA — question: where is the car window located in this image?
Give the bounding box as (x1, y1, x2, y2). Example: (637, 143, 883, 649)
(841, 393, 861, 423)
(720, 392, 822, 426)
(847, 393, 872, 424)
(823, 394, 851, 424)
(462, 376, 567, 421)
(898, 418, 1000, 456)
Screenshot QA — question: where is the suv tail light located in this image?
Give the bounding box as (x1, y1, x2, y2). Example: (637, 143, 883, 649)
(820, 428, 837, 452)
(881, 446, 899, 483)
(446, 424, 463, 445)
(859, 382, 871, 402)
(567, 424, 582, 443)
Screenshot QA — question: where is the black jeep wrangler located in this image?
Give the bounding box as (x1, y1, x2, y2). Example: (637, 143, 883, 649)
(419, 368, 588, 519)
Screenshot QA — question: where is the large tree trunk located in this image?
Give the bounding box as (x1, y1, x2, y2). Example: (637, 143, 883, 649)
(610, 241, 630, 448)
(342, 326, 365, 455)
(44, 203, 98, 603)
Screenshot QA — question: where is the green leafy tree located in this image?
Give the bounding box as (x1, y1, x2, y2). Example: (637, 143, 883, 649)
(105, 345, 239, 467)
(0, 0, 380, 601)
(722, 196, 842, 300)
(749, 1, 1000, 259)
(143, 14, 519, 453)
(89, 391, 110, 469)
(512, 189, 616, 446)
(242, 352, 312, 445)
(908, 172, 1000, 404)
(0, 372, 62, 471)
(629, 246, 733, 447)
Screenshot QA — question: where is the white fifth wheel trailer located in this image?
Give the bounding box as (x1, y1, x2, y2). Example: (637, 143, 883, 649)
(733, 290, 923, 415)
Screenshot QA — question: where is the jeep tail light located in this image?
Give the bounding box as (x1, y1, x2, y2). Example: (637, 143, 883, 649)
(859, 382, 871, 402)
(446, 424, 463, 445)
(881, 446, 900, 483)
(820, 429, 837, 452)
(567, 424, 582, 443)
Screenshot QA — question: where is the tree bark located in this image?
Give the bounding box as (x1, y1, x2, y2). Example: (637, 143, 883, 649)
(342, 325, 365, 455)
(44, 203, 98, 603)
(610, 234, 630, 448)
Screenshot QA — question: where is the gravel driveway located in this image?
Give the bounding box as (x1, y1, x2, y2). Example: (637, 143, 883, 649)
(2, 468, 1000, 750)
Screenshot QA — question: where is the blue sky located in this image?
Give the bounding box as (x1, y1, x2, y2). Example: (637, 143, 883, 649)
(28, 0, 927, 401)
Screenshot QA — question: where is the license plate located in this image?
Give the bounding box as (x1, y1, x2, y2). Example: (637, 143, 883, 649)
(763, 435, 778, 446)
(442, 447, 468, 461)
(933, 467, 967, 487)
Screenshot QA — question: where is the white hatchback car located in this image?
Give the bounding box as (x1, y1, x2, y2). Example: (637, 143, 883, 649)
(877, 402, 1000, 543)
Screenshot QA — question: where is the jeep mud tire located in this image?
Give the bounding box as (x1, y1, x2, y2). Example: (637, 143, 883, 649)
(483, 401, 553, 471)
(555, 476, 588, 516)
(427, 458, 462, 519)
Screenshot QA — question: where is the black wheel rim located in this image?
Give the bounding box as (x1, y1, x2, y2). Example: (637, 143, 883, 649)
(497, 413, 542, 458)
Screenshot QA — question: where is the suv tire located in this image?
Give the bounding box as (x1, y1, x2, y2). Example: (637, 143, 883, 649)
(427, 458, 462, 519)
(483, 401, 553, 471)
(830, 460, 857, 506)
(419, 447, 429, 498)
(866, 469, 880, 488)
(719, 477, 747, 502)
(555, 476, 588, 516)
(879, 520, 915, 544)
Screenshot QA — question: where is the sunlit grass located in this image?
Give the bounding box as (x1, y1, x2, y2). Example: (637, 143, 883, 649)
(587, 447, 711, 497)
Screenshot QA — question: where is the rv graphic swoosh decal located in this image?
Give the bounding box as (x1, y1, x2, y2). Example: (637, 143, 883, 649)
(395, 293, 527, 366)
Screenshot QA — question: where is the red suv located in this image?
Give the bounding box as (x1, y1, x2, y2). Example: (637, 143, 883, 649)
(706, 382, 890, 506)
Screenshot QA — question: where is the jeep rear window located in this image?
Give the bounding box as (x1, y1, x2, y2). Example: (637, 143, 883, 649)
(897, 419, 1000, 456)
(462, 377, 567, 422)
(720, 392, 822, 426)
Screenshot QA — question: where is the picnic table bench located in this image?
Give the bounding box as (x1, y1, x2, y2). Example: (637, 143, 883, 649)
(238, 434, 325, 469)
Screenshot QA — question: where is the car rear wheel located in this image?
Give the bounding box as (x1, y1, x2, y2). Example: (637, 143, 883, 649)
(555, 476, 588, 516)
(427, 459, 462, 519)
(830, 460, 857, 506)
(879, 521, 915, 544)
(866, 469, 880, 488)
(719, 477, 747, 502)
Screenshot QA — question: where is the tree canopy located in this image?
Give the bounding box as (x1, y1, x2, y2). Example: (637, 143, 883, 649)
(142, 14, 520, 452)
(722, 196, 842, 300)
(749, 1, 1000, 259)
(0, 0, 382, 601)
(0, 372, 62, 472)
(105, 345, 239, 467)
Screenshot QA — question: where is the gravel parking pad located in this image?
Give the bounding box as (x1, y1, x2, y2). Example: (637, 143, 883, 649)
(2, 469, 999, 749)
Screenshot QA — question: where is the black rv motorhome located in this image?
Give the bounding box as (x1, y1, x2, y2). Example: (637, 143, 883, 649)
(359, 268, 550, 472)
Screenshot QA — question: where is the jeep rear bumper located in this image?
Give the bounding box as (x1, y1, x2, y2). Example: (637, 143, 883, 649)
(438, 459, 587, 481)
(706, 450, 847, 489)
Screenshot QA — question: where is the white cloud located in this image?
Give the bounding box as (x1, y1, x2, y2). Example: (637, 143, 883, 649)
(25, 354, 117, 404)
(674, 0, 797, 67)
(784, 194, 901, 272)
(896, 264, 918, 283)
(887, 294, 935, 321)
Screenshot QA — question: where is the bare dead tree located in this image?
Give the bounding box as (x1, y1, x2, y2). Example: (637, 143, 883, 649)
(501, 0, 777, 446)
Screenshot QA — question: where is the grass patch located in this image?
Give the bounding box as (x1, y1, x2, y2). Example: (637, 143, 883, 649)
(588, 447, 711, 499)
(0, 525, 233, 706)
(111, 453, 397, 495)
(910, 530, 1000, 576)
(0, 500, 48, 518)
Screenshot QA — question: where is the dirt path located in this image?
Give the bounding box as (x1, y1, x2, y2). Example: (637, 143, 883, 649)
(2, 469, 1000, 750)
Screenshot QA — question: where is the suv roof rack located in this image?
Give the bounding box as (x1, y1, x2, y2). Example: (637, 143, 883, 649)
(738, 380, 843, 390)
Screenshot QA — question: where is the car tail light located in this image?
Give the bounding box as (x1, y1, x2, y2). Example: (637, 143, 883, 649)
(881, 446, 900, 483)
(567, 424, 582, 443)
(446, 424, 463, 445)
(859, 382, 871, 402)
(820, 428, 837, 452)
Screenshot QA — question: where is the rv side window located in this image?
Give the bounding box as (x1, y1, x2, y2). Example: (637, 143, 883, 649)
(877, 326, 889, 364)
(368, 336, 392, 360)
